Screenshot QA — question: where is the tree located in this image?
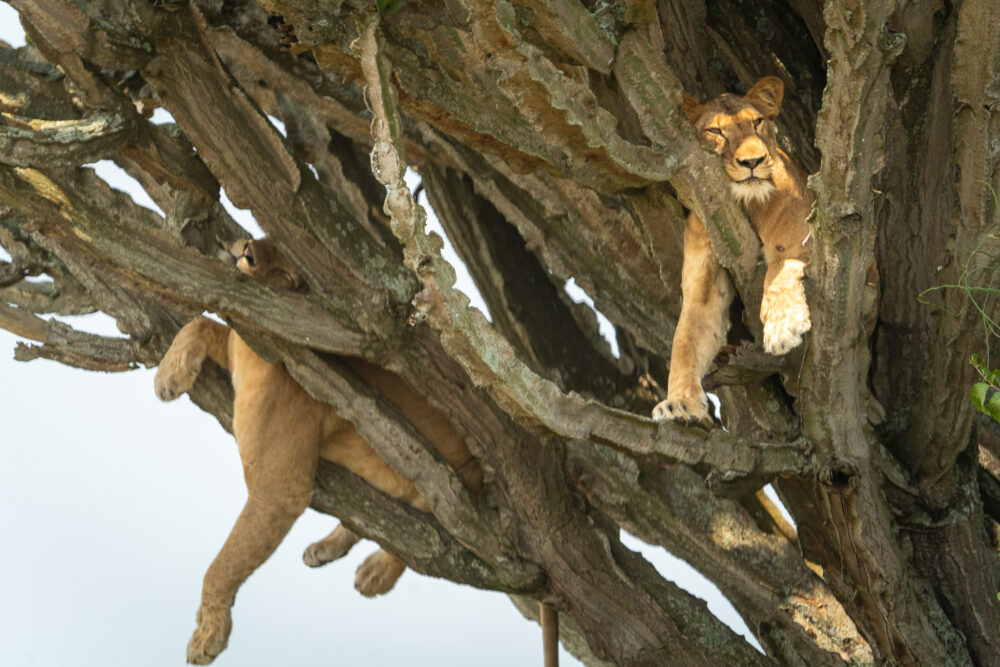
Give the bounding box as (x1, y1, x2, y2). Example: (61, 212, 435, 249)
(2, 0, 999, 664)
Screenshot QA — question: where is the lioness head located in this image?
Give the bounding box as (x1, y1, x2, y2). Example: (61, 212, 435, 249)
(233, 238, 305, 291)
(683, 77, 785, 207)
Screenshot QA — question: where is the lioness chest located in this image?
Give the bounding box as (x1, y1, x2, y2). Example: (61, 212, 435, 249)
(744, 148, 813, 265)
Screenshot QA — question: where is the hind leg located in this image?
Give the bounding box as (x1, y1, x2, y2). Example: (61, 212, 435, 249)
(190, 384, 321, 664)
(302, 520, 406, 595)
(352, 493, 427, 597)
(188, 492, 310, 664)
(303, 523, 361, 567)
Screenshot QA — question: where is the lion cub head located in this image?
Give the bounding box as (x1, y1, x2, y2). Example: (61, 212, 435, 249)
(683, 77, 785, 207)
(233, 238, 305, 291)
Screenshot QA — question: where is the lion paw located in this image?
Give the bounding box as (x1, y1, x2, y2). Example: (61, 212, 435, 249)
(155, 352, 198, 401)
(354, 550, 405, 598)
(303, 542, 338, 568)
(652, 385, 712, 426)
(761, 297, 811, 355)
(303, 538, 353, 568)
(186, 604, 231, 665)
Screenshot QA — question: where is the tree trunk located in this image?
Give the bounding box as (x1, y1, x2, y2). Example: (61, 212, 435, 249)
(2, 0, 998, 664)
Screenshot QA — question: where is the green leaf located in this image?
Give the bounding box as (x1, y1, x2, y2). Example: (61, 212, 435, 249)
(988, 391, 1000, 424)
(972, 383, 1000, 424)
(972, 383, 990, 413)
(375, 0, 404, 14)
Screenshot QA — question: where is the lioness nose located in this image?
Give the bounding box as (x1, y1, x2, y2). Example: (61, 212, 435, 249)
(738, 156, 764, 169)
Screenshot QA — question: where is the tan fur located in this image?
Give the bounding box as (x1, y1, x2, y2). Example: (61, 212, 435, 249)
(653, 78, 814, 423)
(155, 239, 482, 664)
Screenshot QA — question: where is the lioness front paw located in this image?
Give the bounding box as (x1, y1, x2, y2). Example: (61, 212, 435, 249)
(652, 385, 711, 425)
(155, 352, 199, 401)
(761, 259, 811, 355)
(186, 604, 232, 665)
(354, 550, 406, 598)
(761, 298, 811, 355)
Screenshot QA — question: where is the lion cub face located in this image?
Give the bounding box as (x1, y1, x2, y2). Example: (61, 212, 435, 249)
(683, 77, 785, 207)
(234, 238, 305, 291)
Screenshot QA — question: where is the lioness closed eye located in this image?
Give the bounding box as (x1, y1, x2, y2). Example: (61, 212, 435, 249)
(652, 77, 813, 425)
(155, 239, 483, 664)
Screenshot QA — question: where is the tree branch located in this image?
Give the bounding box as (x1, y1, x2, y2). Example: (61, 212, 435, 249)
(7, 307, 139, 372)
(0, 110, 134, 169)
(311, 459, 543, 593)
(0, 164, 368, 356)
(568, 440, 872, 665)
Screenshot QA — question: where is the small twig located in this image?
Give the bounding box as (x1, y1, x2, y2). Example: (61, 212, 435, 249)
(1, 301, 139, 371)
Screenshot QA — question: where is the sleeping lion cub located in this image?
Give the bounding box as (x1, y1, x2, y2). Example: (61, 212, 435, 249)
(155, 239, 482, 664)
(653, 77, 813, 424)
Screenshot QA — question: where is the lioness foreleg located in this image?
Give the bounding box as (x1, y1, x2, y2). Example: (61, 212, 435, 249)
(653, 213, 733, 424)
(760, 258, 811, 355)
(155, 317, 230, 401)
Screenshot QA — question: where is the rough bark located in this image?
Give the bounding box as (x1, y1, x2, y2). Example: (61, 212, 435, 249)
(2, 0, 998, 665)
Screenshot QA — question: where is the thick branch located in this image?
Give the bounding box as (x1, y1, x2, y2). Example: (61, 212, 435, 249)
(0, 164, 367, 356)
(311, 459, 542, 593)
(568, 441, 872, 666)
(270, 338, 541, 590)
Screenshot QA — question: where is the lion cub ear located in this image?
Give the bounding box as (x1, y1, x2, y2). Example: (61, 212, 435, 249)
(681, 94, 703, 123)
(745, 77, 784, 119)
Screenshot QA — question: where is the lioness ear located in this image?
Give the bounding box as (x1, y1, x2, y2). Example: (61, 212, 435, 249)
(681, 94, 703, 123)
(745, 77, 784, 119)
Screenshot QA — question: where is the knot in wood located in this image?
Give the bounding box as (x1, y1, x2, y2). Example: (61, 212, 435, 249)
(416, 254, 434, 277)
(819, 458, 859, 495)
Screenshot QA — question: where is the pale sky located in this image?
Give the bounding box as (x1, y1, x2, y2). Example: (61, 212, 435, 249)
(0, 4, 763, 665)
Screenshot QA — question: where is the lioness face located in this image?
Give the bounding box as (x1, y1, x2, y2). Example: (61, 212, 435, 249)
(234, 238, 305, 291)
(683, 77, 785, 207)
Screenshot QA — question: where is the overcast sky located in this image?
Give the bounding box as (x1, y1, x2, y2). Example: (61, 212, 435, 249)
(0, 4, 763, 665)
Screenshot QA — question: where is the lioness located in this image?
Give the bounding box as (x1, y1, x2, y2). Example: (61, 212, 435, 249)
(653, 77, 813, 424)
(155, 239, 483, 664)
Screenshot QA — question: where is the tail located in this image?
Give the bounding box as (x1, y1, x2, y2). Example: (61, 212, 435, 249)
(541, 602, 559, 667)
